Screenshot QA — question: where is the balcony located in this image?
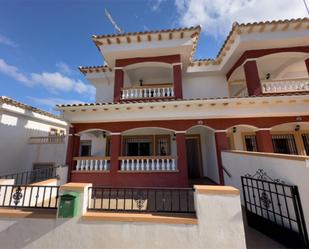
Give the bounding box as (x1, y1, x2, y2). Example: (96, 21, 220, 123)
(29, 136, 65, 144)
(262, 78, 309, 94)
(74, 157, 111, 171)
(121, 84, 174, 100)
(119, 156, 177, 172)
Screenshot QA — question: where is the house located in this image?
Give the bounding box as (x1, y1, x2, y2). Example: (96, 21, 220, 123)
(0, 96, 68, 175)
(58, 18, 309, 187)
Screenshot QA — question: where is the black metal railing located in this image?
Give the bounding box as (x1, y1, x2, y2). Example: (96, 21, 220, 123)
(88, 187, 195, 214)
(0, 166, 58, 185)
(0, 185, 59, 209)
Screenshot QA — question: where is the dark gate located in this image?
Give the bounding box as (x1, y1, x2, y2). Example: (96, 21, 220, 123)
(241, 169, 309, 248)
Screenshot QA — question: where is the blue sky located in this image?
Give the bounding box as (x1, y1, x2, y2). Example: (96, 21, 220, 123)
(0, 0, 307, 113)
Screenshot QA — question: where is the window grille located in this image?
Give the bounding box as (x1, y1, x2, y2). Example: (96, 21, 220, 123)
(301, 133, 309, 155)
(156, 136, 170, 156)
(272, 134, 298, 155)
(244, 135, 258, 152)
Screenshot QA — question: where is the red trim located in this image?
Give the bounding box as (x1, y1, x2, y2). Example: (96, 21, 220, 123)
(215, 132, 228, 185)
(176, 133, 189, 186)
(244, 60, 262, 96)
(65, 127, 80, 182)
(305, 58, 309, 76)
(256, 130, 274, 153)
(226, 46, 309, 80)
(114, 69, 124, 102)
(115, 54, 181, 67)
(173, 64, 183, 99)
(110, 134, 121, 175)
(73, 116, 309, 134)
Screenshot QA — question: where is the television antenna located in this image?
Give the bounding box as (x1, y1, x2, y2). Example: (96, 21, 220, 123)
(105, 9, 124, 34)
(303, 0, 309, 16)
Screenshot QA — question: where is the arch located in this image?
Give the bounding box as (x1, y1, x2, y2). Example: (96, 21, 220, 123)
(226, 46, 309, 80)
(123, 61, 173, 71)
(270, 122, 309, 132)
(226, 124, 259, 133)
(121, 126, 176, 135)
(77, 128, 111, 135)
(186, 124, 215, 133)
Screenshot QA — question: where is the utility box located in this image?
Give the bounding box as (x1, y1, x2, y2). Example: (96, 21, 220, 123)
(58, 192, 80, 218)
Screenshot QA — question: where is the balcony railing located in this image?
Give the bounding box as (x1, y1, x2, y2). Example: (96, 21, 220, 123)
(29, 136, 65, 144)
(74, 157, 111, 171)
(121, 85, 174, 100)
(262, 78, 309, 93)
(119, 156, 177, 172)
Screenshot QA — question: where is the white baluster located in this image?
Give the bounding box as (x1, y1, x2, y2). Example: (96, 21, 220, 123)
(161, 159, 166, 171)
(84, 160, 88, 170)
(76, 160, 80, 171)
(166, 159, 170, 170)
(166, 88, 170, 96)
(104, 160, 108, 170)
(162, 88, 166, 97)
(171, 88, 174, 96)
(80, 160, 85, 171)
(99, 160, 103, 170)
(151, 159, 155, 170)
(155, 159, 159, 170)
(141, 159, 144, 171)
(171, 159, 176, 170)
(94, 160, 98, 170)
(146, 159, 150, 171)
(89, 160, 93, 171)
(121, 159, 125, 171)
(139, 89, 143, 98)
(136, 159, 140, 171)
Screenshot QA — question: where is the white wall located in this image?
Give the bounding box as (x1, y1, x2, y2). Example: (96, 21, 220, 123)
(0, 186, 246, 249)
(183, 74, 229, 99)
(80, 133, 107, 157)
(222, 151, 309, 236)
(0, 110, 67, 175)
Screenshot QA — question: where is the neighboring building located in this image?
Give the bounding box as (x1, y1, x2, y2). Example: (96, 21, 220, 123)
(58, 18, 309, 187)
(0, 96, 68, 175)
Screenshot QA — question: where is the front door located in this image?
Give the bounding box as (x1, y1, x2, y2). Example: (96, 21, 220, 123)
(186, 136, 203, 179)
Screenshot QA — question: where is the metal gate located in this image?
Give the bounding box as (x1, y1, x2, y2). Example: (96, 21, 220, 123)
(241, 169, 309, 248)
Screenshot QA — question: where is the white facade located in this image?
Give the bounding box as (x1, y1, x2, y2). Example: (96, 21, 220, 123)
(0, 97, 68, 175)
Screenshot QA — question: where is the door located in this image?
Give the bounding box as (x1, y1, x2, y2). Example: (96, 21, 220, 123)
(186, 136, 203, 179)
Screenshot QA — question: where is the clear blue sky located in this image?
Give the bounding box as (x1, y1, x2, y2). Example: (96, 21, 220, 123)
(0, 0, 306, 113)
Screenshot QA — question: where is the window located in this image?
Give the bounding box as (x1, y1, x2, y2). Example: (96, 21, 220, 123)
(156, 135, 170, 155)
(80, 141, 92, 156)
(302, 133, 309, 155)
(124, 136, 152, 156)
(272, 134, 298, 155)
(244, 135, 258, 152)
(123, 135, 171, 156)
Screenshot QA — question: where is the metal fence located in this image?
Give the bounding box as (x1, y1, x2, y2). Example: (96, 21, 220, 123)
(88, 187, 195, 214)
(0, 185, 59, 209)
(0, 166, 57, 185)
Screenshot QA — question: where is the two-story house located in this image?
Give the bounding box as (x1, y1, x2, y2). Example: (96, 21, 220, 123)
(58, 18, 309, 187)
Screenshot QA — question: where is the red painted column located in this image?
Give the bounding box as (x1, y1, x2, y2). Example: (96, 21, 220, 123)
(114, 69, 124, 102)
(256, 130, 274, 153)
(173, 64, 183, 99)
(176, 132, 188, 187)
(305, 58, 309, 76)
(215, 131, 229, 185)
(66, 126, 80, 182)
(110, 134, 121, 174)
(243, 60, 262, 96)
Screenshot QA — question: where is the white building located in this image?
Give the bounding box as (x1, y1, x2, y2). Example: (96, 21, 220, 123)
(0, 96, 68, 175)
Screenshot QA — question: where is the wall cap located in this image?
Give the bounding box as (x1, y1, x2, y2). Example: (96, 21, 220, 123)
(60, 182, 92, 192)
(0, 208, 56, 219)
(30, 178, 57, 186)
(222, 150, 309, 162)
(82, 212, 197, 225)
(194, 185, 240, 195)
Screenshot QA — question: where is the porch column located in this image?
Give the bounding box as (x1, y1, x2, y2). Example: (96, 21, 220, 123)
(114, 68, 124, 102)
(173, 63, 183, 99)
(66, 126, 80, 181)
(176, 132, 188, 186)
(215, 131, 229, 185)
(243, 60, 262, 96)
(256, 130, 274, 153)
(305, 58, 309, 76)
(110, 133, 121, 174)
